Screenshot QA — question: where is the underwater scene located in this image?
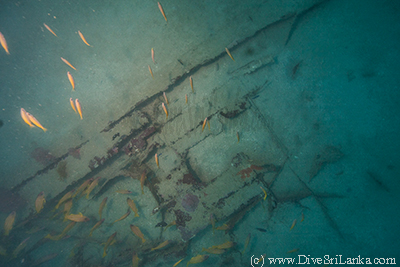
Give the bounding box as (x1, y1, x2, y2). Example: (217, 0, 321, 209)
(0, 0, 399, 266)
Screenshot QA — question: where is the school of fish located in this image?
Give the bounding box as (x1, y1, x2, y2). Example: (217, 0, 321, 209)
(0, 2, 287, 267)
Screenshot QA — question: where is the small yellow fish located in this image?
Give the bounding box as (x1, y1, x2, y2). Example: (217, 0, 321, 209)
(186, 255, 209, 266)
(78, 30, 91, 46)
(210, 241, 235, 250)
(151, 48, 155, 64)
(61, 57, 77, 70)
(148, 65, 154, 79)
(173, 258, 184, 267)
(103, 232, 117, 258)
(99, 197, 108, 219)
(290, 219, 297, 231)
(75, 99, 83, 120)
(67, 71, 75, 91)
(201, 117, 207, 132)
(155, 153, 159, 168)
(260, 186, 267, 200)
(301, 212, 305, 222)
(0, 32, 10, 54)
(59, 221, 76, 236)
(73, 177, 93, 198)
(127, 198, 139, 217)
(4, 211, 16, 236)
(85, 176, 100, 199)
(158, 2, 167, 22)
(242, 233, 251, 254)
(163, 220, 176, 232)
(236, 131, 240, 143)
(130, 224, 146, 243)
(35, 191, 46, 213)
(55, 190, 74, 209)
(65, 212, 89, 222)
(140, 170, 147, 194)
(162, 102, 168, 119)
(225, 47, 235, 61)
(189, 76, 194, 92)
(151, 240, 170, 251)
(287, 248, 299, 253)
(163, 92, 169, 105)
(62, 199, 73, 217)
(215, 224, 229, 231)
(12, 237, 29, 258)
(215, 223, 231, 231)
(185, 94, 188, 104)
(20, 108, 34, 127)
(46, 226, 70, 240)
(116, 190, 132, 194)
(112, 210, 131, 224)
(44, 233, 63, 241)
(26, 112, 47, 132)
(89, 218, 105, 237)
(132, 251, 140, 267)
(25, 226, 44, 234)
(70, 98, 77, 113)
(43, 23, 57, 37)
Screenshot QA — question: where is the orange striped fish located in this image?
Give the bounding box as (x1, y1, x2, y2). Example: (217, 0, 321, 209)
(67, 71, 75, 90)
(61, 57, 77, 70)
(75, 99, 83, 120)
(163, 92, 169, 105)
(70, 98, 77, 113)
(290, 219, 297, 231)
(202, 117, 207, 132)
(26, 112, 47, 132)
(162, 102, 168, 119)
(148, 65, 154, 79)
(155, 153, 159, 168)
(67, 72, 75, 90)
(78, 31, 91, 46)
(20, 108, 34, 127)
(158, 2, 167, 22)
(151, 48, 155, 64)
(43, 23, 57, 37)
(0, 32, 10, 54)
(225, 47, 235, 61)
(190, 76, 193, 92)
